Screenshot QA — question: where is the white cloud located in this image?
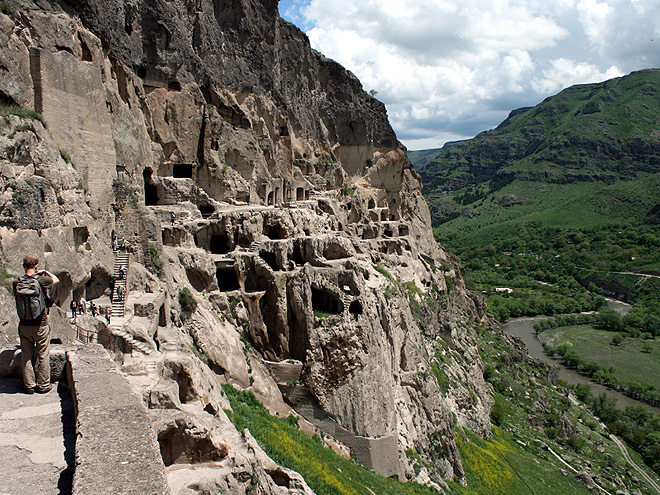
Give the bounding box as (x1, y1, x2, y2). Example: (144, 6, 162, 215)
(293, 0, 660, 149)
(532, 59, 623, 94)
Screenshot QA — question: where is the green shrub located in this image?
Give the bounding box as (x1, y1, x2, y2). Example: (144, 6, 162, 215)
(179, 287, 197, 321)
(149, 243, 164, 274)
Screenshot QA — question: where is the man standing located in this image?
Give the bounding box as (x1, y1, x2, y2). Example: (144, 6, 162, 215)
(14, 255, 59, 394)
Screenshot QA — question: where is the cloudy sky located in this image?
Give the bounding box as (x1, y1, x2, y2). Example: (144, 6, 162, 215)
(278, 0, 660, 150)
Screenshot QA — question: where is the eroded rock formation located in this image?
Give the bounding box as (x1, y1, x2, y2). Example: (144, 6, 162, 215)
(0, 0, 493, 491)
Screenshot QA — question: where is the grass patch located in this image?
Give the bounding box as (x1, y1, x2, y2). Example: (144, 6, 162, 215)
(540, 324, 660, 391)
(0, 105, 46, 126)
(374, 264, 394, 281)
(222, 384, 440, 495)
(313, 311, 337, 319)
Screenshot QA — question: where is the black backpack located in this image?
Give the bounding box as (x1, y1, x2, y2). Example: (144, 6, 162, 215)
(15, 275, 46, 322)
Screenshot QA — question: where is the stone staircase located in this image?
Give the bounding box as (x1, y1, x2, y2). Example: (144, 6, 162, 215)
(107, 249, 155, 356)
(111, 251, 130, 319)
(110, 325, 155, 355)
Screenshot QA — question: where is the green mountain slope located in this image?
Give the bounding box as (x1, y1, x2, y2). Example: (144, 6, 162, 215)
(413, 69, 660, 239)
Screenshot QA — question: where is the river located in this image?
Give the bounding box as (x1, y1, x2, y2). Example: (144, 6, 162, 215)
(501, 299, 658, 413)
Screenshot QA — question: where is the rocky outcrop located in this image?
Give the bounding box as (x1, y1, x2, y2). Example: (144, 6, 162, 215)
(0, 0, 493, 490)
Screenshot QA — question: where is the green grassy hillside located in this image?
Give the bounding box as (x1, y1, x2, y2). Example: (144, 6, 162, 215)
(410, 69, 660, 481)
(411, 69, 660, 316)
(414, 69, 660, 235)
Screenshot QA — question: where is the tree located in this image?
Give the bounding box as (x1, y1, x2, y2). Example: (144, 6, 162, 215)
(563, 350, 581, 368)
(611, 334, 623, 346)
(598, 307, 624, 332)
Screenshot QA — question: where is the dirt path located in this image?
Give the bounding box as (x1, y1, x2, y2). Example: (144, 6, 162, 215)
(610, 435, 660, 494)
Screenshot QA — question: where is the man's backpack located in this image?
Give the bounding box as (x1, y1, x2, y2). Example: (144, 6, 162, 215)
(15, 275, 46, 322)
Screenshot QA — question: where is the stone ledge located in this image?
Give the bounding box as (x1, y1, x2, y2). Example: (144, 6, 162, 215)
(1, 344, 170, 494)
(0, 344, 72, 381)
(67, 345, 170, 495)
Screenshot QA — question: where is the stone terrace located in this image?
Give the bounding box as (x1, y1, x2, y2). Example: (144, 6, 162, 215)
(0, 344, 170, 495)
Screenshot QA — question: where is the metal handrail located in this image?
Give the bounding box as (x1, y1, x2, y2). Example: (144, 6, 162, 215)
(72, 321, 117, 353)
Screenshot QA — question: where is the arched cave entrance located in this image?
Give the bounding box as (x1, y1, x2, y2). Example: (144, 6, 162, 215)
(143, 169, 159, 206)
(349, 300, 363, 315)
(267, 191, 274, 205)
(291, 243, 304, 266)
(85, 268, 112, 300)
(159, 304, 167, 326)
(311, 287, 342, 315)
(73, 227, 89, 248)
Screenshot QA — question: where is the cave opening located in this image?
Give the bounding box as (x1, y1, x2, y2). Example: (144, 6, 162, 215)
(349, 300, 363, 315)
(186, 268, 208, 292)
(216, 267, 240, 292)
(199, 204, 215, 218)
(259, 251, 278, 271)
(291, 243, 304, 266)
(85, 267, 112, 301)
(266, 224, 286, 240)
(157, 423, 224, 467)
(173, 163, 193, 179)
(143, 169, 159, 206)
(210, 234, 230, 254)
(399, 225, 409, 236)
(311, 287, 341, 315)
(237, 236, 251, 248)
(73, 226, 89, 247)
(368, 199, 375, 209)
(296, 187, 304, 201)
(159, 304, 166, 326)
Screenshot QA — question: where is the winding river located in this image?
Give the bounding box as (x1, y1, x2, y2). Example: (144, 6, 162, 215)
(502, 299, 659, 413)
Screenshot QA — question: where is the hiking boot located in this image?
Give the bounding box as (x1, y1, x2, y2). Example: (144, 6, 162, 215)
(36, 385, 52, 394)
(25, 387, 35, 394)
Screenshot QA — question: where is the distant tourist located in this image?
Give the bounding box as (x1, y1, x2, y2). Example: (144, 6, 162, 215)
(171, 212, 176, 225)
(117, 265, 127, 280)
(14, 255, 59, 394)
(78, 296, 86, 315)
(89, 300, 97, 317)
(70, 298, 77, 319)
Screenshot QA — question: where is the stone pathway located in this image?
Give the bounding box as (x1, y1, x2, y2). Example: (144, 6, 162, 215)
(0, 378, 75, 495)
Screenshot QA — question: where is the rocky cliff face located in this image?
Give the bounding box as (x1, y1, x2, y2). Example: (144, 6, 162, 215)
(0, 0, 492, 491)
